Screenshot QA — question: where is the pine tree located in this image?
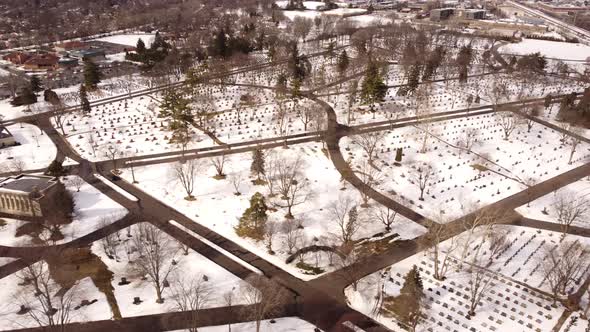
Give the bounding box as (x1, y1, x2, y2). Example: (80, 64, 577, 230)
(136, 38, 146, 54)
(159, 89, 193, 145)
(337, 50, 350, 76)
(30, 75, 43, 93)
(235, 192, 268, 241)
(79, 84, 91, 114)
(544, 94, 553, 109)
(360, 60, 388, 112)
(250, 149, 265, 183)
(389, 265, 424, 331)
(83, 58, 101, 89)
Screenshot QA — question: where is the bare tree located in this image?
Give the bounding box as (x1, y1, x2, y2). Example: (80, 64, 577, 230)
(102, 144, 120, 172)
(457, 128, 479, 153)
(170, 275, 213, 332)
(230, 173, 243, 196)
(239, 274, 290, 332)
(66, 176, 85, 192)
(356, 160, 382, 207)
(419, 218, 460, 280)
(172, 159, 200, 200)
(223, 290, 236, 332)
(541, 241, 589, 306)
(16, 261, 80, 330)
(330, 195, 362, 245)
(410, 162, 437, 201)
(87, 132, 98, 158)
(466, 264, 494, 317)
(274, 156, 310, 218)
(370, 205, 397, 232)
(99, 215, 121, 260)
(51, 103, 69, 136)
(553, 192, 589, 236)
(282, 220, 301, 254)
(265, 220, 278, 254)
(296, 103, 315, 131)
(351, 131, 385, 164)
(211, 153, 228, 179)
(567, 128, 583, 165)
(497, 111, 523, 141)
(132, 223, 180, 303)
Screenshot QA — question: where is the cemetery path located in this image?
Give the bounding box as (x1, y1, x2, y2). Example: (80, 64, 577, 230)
(307, 89, 590, 303)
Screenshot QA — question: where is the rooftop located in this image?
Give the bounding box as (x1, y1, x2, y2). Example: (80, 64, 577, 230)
(0, 175, 57, 193)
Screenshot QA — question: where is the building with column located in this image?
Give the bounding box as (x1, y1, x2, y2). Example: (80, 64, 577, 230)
(0, 174, 63, 218)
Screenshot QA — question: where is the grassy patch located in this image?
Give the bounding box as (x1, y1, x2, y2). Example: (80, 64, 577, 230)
(296, 261, 325, 275)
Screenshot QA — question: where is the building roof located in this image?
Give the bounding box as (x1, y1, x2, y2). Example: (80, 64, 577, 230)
(0, 126, 12, 139)
(0, 175, 57, 193)
(24, 53, 59, 67)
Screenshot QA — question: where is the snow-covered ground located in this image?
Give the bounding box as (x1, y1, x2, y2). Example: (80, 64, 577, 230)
(0, 123, 56, 172)
(91, 222, 248, 318)
(0, 176, 127, 246)
(119, 143, 426, 279)
(95, 33, 155, 47)
(347, 225, 589, 332)
(341, 111, 590, 221)
(172, 317, 322, 332)
(516, 177, 590, 227)
(499, 38, 590, 62)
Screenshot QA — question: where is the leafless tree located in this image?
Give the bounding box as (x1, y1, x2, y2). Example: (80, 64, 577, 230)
(330, 195, 362, 245)
(370, 205, 397, 232)
(211, 153, 228, 179)
(87, 132, 98, 158)
(239, 274, 290, 332)
(356, 160, 382, 207)
(132, 223, 180, 304)
(66, 176, 85, 192)
(282, 220, 301, 254)
(223, 290, 236, 332)
(275, 100, 289, 136)
(558, 122, 572, 142)
(102, 143, 120, 172)
(541, 240, 589, 306)
(335, 248, 364, 291)
(263, 151, 280, 197)
(497, 110, 523, 140)
(419, 218, 460, 280)
(99, 215, 121, 260)
(410, 162, 437, 201)
(16, 261, 80, 330)
(351, 131, 385, 164)
(265, 220, 278, 254)
(230, 174, 243, 196)
(172, 159, 200, 201)
(457, 128, 479, 153)
(466, 263, 494, 317)
(51, 103, 69, 136)
(567, 128, 583, 165)
(553, 192, 589, 236)
(274, 156, 310, 218)
(296, 103, 315, 131)
(170, 275, 213, 332)
(292, 16, 313, 42)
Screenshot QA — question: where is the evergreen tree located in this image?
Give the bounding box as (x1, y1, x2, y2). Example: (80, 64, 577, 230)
(79, 84, 91, 114)
(83, 58, 101, 89)
(211, 28, 229, 58)
(406, 64, 421, 94)
(389, 265, 424, 331)
(136, 38, 146, 54)
(10, 87, 37, 106)
(456, 45, 473, 83)
(159, 88, 193, 144)
(337, 50, 350, 76)
(544, 94, 553, 109)
(30, 75, 43, 93)
(250, 149, 265, 183)
(235, 192, 268, 241)
(46, 160, 66, 176)
(360, 60, 388, 111)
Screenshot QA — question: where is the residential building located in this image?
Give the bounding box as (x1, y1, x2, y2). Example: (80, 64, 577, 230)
(2, 52, 31, 65)
(23, 53, 59, 71)
(431, 8, 455, 20)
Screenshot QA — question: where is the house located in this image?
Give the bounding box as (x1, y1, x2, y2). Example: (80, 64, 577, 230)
(2, 52, 31, 65)
(431, 8, 454, 21)
(54, 41, 86, 54)
(462, 9, 486, 20)
(0, 126, 16, 147)
(0, 174, 64, 218)
(23, 53, 59, 71)
(69, 49, 106, 62)
(58, 56, 79, 68)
